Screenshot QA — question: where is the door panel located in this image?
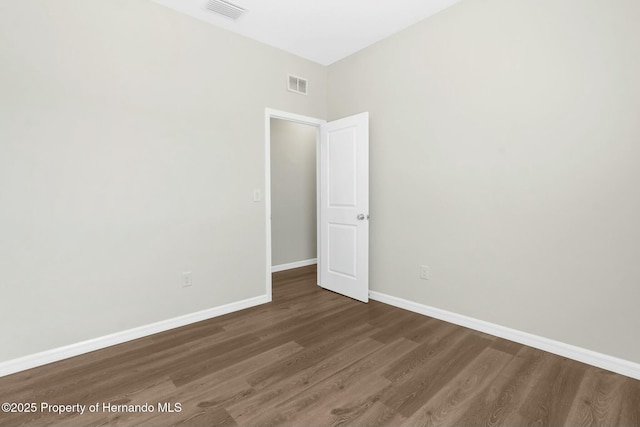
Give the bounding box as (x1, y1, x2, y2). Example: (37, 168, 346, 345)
(319, 112, 369, 302)
(328, 128, 357, 207)
(328, 223, 357, 278)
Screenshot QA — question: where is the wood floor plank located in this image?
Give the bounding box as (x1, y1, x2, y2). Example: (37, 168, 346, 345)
(242, 338, 418, 426)
(177, 340, 304, 391)
(563, 368, 628, 427)
(618, 377, 640, 427)
(36, 332, 259, 406)
(489, 337, 524, 355)
(370, 311, 431, 344)
(227, 338, 384, 422)
(180, 376, 255, 416)
(1, 265, 638, 427)
(292, 339, 425, 427)
(381, 333, 493, 418)
(104, 342, 303, 427)
(149, 322, 226, 348)
(168, 304, 369, 387)
(223, 286, 347, 332)
(452, 345, 551, 427)
(399, 317, 440, 343)
(400, 347, 513, 427)
(291, 302, 376, 348)
(136, 406, 238, 427)
(507, 355, 588, 426)
(246, 323, 378, 389)
(288, 374, 391, 427)
(0, 336, 155, 394)
(348, 401, 407, 427)
(381, 321, 464, 383)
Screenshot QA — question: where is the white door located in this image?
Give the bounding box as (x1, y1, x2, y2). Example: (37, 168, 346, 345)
(319, 112, 369, 302)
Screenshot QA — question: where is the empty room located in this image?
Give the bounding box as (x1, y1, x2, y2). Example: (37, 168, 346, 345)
(1, 0, 639, 426)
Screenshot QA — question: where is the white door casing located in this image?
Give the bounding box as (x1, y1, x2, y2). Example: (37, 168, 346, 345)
(319, 112, 369, 302)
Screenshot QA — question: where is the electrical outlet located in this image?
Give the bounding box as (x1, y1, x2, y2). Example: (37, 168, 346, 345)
(182, 271, 192, 287)
(420, 265, 430, 280)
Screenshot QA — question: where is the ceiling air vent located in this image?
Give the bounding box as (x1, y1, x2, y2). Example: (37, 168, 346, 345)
(288, 75, 308, 95)
(205, 0, 246, 21)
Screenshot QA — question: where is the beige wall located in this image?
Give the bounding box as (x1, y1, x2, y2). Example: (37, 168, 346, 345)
(328, 0, 640, 363)
(0, 0, 326, 362)
(270, 119, 317, 267)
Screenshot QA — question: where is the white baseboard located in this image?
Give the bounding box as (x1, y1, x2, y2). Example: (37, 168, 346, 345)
(272, 258, 317, 273)
(369, 291, 640, 381)
(0, 295, 270, 378)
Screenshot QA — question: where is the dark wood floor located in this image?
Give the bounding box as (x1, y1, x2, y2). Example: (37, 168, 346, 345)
(1, 265, 638, 426)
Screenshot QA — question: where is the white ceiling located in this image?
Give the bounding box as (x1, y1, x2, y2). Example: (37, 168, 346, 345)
(151, 0, 463, 65)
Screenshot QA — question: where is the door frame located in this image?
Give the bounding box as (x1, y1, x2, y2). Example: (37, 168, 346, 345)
(264, 108, 326, 301)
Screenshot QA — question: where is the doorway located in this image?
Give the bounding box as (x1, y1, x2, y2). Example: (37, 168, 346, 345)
(264, 109, 325, 301)
(270, 118, 317, 271)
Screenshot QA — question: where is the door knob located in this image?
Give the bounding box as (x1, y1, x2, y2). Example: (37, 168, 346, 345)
(357, 214, 365, 220)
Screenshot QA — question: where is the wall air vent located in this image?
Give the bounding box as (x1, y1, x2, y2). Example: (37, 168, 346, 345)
(288, 75, 308, 95)
(205, 0, 246, 21)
